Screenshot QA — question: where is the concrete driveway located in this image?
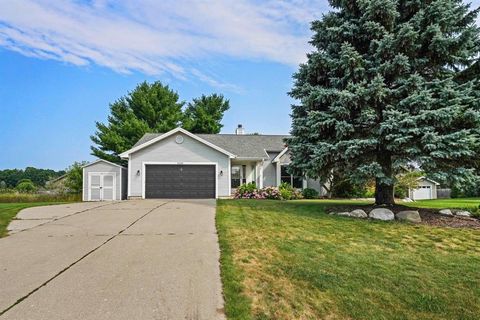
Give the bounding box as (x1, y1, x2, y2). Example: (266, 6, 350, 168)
(0, 200, 225, 320)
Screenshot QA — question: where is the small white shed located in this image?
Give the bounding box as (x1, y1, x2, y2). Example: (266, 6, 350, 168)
(409, 177, 440, 200)
(82, 159, 127, 201)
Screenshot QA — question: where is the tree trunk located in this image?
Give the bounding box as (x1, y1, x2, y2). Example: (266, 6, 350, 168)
(375, 151, 395, 206)
(375, 181, 395, 205)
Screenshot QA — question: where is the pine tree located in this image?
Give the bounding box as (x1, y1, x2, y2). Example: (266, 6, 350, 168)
(288, 0, 480, 205)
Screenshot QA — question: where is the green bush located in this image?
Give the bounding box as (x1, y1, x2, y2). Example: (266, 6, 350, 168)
(16, 180, 37, 193)
(394, 185, 408, 199)
(237, 182, 256, 195)
(279, 188, 293, 200)
(331, 179, 366, 198)
(302, 188, 319, 199)
(279, 182, 302, 200)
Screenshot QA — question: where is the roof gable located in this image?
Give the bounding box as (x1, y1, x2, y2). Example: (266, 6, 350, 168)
(119, 127, 236, 158)
(417, 176, 440, 185)
(82, 159, 126, 169)
(272, 147, 289, 163)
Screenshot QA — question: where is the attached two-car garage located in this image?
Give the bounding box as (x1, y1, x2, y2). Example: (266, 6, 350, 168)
(144, 164, 216, 199)
(84, 160, 217, 201)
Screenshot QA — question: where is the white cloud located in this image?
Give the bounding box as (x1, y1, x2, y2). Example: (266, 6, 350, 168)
(0, 0, 326, 90)
(2, 1, 475, 91)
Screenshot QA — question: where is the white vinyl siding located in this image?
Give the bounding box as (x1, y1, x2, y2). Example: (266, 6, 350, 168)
(128, 133, 230, 198)
(82, 161, 124, 201)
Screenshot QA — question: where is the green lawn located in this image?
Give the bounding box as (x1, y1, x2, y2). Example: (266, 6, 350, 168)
(0, 202, 67, 237)
(406, 198, 480, 210)
(217, 199, 480, 320)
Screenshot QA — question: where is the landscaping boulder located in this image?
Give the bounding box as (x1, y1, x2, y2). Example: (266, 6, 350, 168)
(396, 210, 422, 223)
(349, 209, 368, 218)
(439, 209, 453, 216)
(337, 212, 351, 217)
(369, 208, 395, 221)
(455, 210, 471, 217)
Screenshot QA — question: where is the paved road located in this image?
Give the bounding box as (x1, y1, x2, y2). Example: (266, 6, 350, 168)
(0, 200, 225, 320)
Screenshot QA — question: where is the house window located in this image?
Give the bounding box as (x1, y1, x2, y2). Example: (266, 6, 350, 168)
(281, 165, 303, 188)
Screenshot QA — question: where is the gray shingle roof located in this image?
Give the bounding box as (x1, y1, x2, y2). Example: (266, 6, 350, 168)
(133, 133, 289, 158)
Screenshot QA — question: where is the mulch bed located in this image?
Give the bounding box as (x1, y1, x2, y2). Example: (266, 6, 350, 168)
(327, 204, 480, 229)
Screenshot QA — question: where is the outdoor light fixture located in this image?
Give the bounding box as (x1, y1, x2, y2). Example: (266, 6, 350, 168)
(220, 170, 223, 176)
(136, 170, 140, 176)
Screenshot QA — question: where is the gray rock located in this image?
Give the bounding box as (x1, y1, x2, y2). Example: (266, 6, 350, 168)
(396, 210, 422, 223)
(369, 208, 395, 221)
(439, 209, 453, 216)
(455, 210, 471, 217)
(337, 212, 351, 217)
(349, 209, 368, 218)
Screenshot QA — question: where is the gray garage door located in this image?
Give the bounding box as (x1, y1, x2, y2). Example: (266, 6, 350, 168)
(145, 164, 216, 199)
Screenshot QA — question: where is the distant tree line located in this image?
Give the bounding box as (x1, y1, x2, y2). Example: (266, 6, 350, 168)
(0, 167, 66, 188)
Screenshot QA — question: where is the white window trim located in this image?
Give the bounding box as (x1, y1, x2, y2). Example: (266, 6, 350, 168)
(141, 161, 219, 199)
(279, 164, 303, 189)
(87, 172, 116, 201)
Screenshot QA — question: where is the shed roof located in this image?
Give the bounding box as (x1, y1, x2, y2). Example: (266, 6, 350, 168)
(82, 159, 126, 169)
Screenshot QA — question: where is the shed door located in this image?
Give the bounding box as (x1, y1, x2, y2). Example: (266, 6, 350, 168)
(145, 165, 215, 199)
(89, 175, 102, 201)
(102, 174, 115, 201)
(89, 173, 116, 201)
(413, 186, 431, 200)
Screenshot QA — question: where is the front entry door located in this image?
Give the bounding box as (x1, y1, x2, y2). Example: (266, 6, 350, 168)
(231, 165, 246, 188)
(89, 173, 115, 201)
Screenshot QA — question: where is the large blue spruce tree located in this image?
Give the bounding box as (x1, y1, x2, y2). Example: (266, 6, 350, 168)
(289, 0, 480, 205)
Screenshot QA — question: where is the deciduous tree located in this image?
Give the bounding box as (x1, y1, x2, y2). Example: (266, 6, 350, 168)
(91, 82, 231, 163)
(91, 81, 184, 163)
(183, 94, 230, 134)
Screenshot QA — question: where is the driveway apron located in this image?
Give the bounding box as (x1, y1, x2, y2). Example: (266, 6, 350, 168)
(0, 200, 225, 320)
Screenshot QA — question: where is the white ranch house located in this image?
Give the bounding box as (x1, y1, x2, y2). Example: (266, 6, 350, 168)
(83, 126, 326, 200)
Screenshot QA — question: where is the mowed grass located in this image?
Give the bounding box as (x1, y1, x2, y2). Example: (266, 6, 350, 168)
(217, 199, 480, 320)
(407, 198, 480, 210)
(0, 202, 67, 237)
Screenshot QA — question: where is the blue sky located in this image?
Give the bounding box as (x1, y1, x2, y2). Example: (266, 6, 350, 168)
(0, 0, 479, 170)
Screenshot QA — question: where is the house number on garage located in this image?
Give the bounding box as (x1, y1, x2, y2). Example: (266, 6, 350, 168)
(175, 135, 184, 144)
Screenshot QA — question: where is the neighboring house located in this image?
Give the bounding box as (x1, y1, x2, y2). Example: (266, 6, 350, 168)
(45, 174, 68, 192)
(408, 177, 440, 200)
(82, 125, 326, 200)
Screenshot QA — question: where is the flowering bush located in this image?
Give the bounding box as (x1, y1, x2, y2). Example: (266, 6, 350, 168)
(233, 183, 302, 200)
(261, 186, 281, 199)
(234, 182, 264, 199)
